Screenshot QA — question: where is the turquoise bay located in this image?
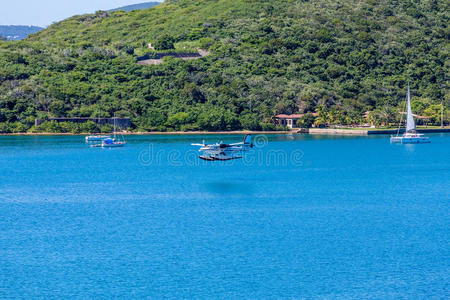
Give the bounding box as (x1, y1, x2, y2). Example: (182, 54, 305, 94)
(0, 134, 449, 298)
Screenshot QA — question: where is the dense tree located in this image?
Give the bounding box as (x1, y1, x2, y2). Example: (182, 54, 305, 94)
(298, 113, 316, 128)
(0, 0, 448, 133)
(153, 34, 175, 50)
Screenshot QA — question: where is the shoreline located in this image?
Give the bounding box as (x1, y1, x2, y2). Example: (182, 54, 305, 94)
(303, 127, 450, 135)
(1, 128, 449, 137)
(0, 130, 292, 137)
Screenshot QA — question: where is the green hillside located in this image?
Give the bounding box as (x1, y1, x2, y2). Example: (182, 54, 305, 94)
(0, 0, 448, 133)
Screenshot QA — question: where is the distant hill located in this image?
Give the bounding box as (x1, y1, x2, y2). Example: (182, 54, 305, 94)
(0, 25, 43, 40)
(0, 0, 448, 133)
(109, 2, 161, 12)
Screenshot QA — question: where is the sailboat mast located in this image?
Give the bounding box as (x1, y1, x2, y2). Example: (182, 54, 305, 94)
(113, 113, 116, 139)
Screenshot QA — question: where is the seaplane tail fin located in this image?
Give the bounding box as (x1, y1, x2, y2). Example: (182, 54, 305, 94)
(244, 134, 253, 147)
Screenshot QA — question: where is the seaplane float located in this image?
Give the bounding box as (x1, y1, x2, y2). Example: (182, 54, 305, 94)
(191, 134, 253, 161)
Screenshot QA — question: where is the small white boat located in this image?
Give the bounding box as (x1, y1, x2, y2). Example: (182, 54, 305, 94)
(390, 83, 430, 144)
(90, 114, 126, 148)
(85, 135, 111, 142)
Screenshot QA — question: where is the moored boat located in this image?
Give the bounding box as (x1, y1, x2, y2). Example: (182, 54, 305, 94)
(390, 83, 430, 144)
(85, 135, 111, 142)
(90, 114, 126, 148)
(390, 132, 430, 144)
(91, 137, 126, 148)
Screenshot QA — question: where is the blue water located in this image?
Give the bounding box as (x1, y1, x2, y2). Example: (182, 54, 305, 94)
(0, 133, 449, 298)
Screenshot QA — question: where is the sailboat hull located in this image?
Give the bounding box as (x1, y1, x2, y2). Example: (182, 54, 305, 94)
(91, 142, 126, 148)
(101, 143, 126, 147)
(390, 136, 430, 144)
(85, 135, 111, 142)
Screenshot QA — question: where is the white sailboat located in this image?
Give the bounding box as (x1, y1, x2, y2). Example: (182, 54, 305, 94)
(91, 114, 126, 148)
(85, 105, 111, 142)
(390, 83, 430, 144)
(85, 135, 111, 142)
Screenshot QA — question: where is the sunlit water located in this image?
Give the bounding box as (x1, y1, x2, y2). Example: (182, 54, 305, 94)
(0, 133, 449, 298)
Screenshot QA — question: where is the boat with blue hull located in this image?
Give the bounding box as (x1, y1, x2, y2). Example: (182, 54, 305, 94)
(91, 114, 126, 148)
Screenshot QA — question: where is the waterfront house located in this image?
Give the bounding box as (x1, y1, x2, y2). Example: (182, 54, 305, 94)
(275, 113, 318, 129)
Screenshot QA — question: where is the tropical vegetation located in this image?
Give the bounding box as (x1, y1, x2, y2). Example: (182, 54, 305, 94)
(0, 0, 448, 133)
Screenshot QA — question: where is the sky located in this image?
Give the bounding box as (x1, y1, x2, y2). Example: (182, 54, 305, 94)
(0, 0, 163, 27)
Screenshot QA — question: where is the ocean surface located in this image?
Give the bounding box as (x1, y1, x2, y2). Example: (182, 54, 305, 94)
(0, 133, 449, 298)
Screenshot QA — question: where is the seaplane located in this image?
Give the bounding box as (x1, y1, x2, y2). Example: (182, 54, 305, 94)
(192, 134, 253, 161)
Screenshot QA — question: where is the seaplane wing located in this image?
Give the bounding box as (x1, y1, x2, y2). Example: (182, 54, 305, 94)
(226, 146, 245, 151)
(229, 135, 253, 146)
(191, 140, 206, 146)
